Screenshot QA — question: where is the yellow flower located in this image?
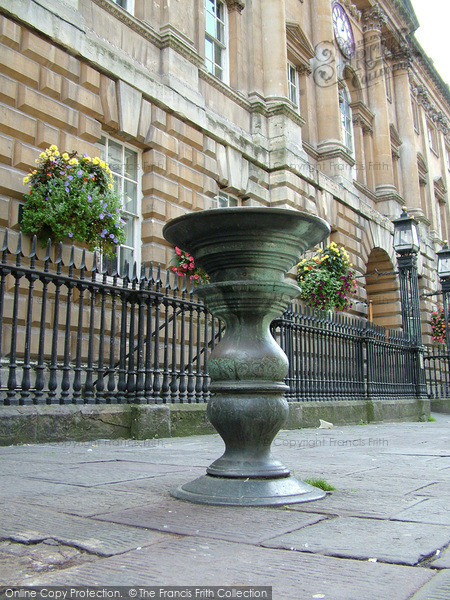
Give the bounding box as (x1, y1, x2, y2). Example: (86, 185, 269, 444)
(108, 183, 113, 189)
(69, 158, 79, 166)
(92, 157, 100, 165)
(62, 153, 69, 160)
(35, 158, 40, 163)
(53, 151, 60, 156)
(49, 144, 58, 151)
(23, 176, 29, 184)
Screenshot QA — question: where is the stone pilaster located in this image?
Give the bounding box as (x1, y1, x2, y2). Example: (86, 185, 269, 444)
(260, 0, 288, 101)
(392, 46, 425, 221)
(311, 0, 342, 152)
(362, 3, 396, 205)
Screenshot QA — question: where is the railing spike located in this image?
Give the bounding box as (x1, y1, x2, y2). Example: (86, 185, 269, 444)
(29, 235, 37, 260)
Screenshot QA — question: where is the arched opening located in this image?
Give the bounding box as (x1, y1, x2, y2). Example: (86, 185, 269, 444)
(365, 248, 402, 329)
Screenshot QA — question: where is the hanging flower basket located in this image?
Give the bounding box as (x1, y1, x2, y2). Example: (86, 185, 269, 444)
(431, 306, 446, 346)
(171, 247, 209, 284)
(297, 242, 357, 311)
(20, 145, 126, 256)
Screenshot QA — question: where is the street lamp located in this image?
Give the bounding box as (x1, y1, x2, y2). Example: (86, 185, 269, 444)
(437, 241, 450, 351)
(392, 208, 422, 345)
(393, 209, 420, 255)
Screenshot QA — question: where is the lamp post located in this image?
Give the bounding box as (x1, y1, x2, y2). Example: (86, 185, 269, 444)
(392, 208, 422, 345)
(437, 241, 450, 352)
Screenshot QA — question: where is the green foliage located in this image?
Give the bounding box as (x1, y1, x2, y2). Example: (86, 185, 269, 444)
(428, 415, 437, 422)
(297, 241, 357, 311)
(21, 145, 125, 256)
(304, 478, 336, 491)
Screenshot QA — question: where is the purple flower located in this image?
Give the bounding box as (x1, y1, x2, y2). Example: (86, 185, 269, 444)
(87, 194, 92, 202)
(109, 233, 114, 239)
(68, 232, 73, 238)
(77, 170, 83, 178)
(115, 208, 120, 213)
(102, 203, 107, 209)
(107, 213, 112, 217)
(83, 153, 87, 157)
(67, 175, 73, 180)
(113, 238, 118, 244)
(100, 229, 107, 238)
(99, 213, 104, 220)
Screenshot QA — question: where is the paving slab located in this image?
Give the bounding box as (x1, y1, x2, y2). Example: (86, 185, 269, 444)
(392, 497, 450, 525)
(26, 536, 434, 599)
(410, 570, 450, 600)
(15, 487, 158, 518)
(261, 516, 450, 565)
(93, 499, 325, 543)
(0, 502, 170, 556)
(23, 459, 187, 487)
(287, 489, 426, 519)
(0, 540, 96, 586)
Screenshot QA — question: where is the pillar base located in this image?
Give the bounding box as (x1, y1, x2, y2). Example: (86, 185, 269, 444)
(171, 474, 326, 506)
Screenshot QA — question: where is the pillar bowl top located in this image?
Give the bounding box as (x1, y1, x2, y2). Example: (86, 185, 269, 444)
(163, 207, 330, 283)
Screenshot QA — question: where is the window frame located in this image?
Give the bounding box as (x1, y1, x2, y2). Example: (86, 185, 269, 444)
(411, 98, 421, 134)
(287, 61, 299, 109)
(427, 121, 439, 157)
(339, 84, 354, 154)
(97, 135, 142, 273)
(204, 0, 229, 83)
(217, 190, 239, 208)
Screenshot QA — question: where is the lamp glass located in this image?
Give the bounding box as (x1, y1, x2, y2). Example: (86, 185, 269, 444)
(393, 218, 420, 253)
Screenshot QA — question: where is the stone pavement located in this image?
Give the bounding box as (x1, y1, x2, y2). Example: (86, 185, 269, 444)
(0, 415, 449, 600)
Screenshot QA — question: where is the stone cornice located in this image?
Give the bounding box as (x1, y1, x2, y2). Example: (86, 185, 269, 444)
(389, 123, 402, 152)
(317, 145, 356, 167)
(302, 141, 320, 161)
(159, 24, 204, 67)
(92, 0, 160, 47)
(434, 177, 447, 204)
(362, 3, 387, 33)
(199, 69, 250, 110)
(247, 92, 306, 128)
(350, 101, 374, 133)
(286, 21, 315, 75)
(410, 79, 450, 137)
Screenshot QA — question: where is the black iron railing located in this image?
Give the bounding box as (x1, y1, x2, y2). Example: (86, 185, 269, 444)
(271, 305, 427, 401)
(424, 347, 450, 400)
(0, 229, 447, 405)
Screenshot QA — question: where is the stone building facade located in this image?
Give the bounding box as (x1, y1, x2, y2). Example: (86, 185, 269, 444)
(0, 0, 448, 341)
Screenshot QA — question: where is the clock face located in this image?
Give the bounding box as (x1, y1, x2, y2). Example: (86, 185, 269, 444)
(332, 2, 355, 59)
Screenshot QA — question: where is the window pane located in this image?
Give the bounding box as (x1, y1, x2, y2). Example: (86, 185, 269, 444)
(214, 43, 223, 67)
(97, 136, 106, 161)
(124, 148, 138, 180)
(108, 140, 123, 175)
(113, 174, 122, 196)
(122, 215, 135, 247)
(205, 10, 216, 37)
(205, 38, 214, 62)
(119, 246, 134, 275)
(124, 180, 137, 214)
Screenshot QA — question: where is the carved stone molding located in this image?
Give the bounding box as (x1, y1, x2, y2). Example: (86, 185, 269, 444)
(417, 152, 428, 186)
(286, 21, 315, 75)
(411, 79, 450, 137)
(391, 43, 414, 72)
(350, 100, 374, 133)
(224, 0, 245, 12)
(339, 0, 361, 21)
(390, 123, 402, 158)
(434, 177, 448, 204)
(362, 3, 387, 33)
